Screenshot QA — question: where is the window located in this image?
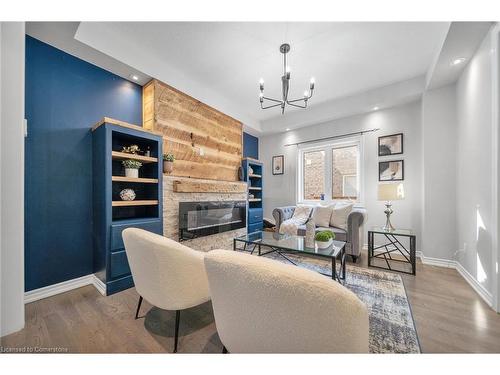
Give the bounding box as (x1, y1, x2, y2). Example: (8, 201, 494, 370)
(298, 138, 362, 203)
(303, 150, 325, 200)
(332, 145, 359, 200)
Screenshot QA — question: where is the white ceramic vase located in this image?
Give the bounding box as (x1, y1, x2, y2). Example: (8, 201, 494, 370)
(125, 168, 139, 178)
(305, 219, 315, 248)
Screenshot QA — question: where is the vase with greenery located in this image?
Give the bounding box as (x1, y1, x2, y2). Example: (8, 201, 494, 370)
(122, 159, 142, 178)
(315, 230, 335, 249)
(163, 153, 175, 174)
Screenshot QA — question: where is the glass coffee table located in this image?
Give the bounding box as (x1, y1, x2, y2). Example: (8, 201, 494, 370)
(233, 231, 346, 283)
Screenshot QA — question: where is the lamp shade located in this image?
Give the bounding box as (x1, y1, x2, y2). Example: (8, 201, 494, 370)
(378, 183, 405, 201)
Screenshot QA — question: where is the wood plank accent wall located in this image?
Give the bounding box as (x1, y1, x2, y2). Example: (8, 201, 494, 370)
(142, 79, 243, 182)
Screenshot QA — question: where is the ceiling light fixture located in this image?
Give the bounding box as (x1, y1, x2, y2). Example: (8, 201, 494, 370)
(451, 58, 466, 66)
(373, 106, 379, 111)
(259, 43, 315, 115)
(285, 128, 291, 131)
(130, 74, 139, 81)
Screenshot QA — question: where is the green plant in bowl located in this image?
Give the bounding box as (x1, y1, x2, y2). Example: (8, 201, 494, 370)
(315, 230, 335, 242)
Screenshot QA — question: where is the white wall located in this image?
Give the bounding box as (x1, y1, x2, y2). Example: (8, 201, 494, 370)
(455, 28, 496, 302)
(260, 100, 423, 248)
(421, 84, 458, 261)
(0, 22, 25, 336)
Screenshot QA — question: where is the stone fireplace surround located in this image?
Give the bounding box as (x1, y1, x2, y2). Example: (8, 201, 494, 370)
(163, 175, 248, 251)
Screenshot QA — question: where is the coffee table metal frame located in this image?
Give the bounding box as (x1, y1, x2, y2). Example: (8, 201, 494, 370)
(233, 232, 346, 283)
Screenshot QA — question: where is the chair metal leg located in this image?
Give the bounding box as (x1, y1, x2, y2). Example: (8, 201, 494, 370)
(135, 296, 143, 319)
(173, 310, 180, 353)
(222, 345, 228, 354)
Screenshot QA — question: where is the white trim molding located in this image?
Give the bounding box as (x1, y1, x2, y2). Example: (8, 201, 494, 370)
(24, 274, 106, 304)
(455, 261, 494, 308)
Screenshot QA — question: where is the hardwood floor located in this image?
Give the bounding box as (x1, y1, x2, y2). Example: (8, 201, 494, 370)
(2, 251, 500, 353)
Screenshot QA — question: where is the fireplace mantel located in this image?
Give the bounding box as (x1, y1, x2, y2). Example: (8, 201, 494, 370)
(173, 179, 247, 194)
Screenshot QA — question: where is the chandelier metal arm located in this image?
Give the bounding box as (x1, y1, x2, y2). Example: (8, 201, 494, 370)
(260, 101, 283, 110)
(262, 96, 282, 104)
(286, 101, 307, 109)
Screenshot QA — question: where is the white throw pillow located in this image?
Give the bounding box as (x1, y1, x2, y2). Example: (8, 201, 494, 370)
(330, 203, 353, 230)
(292, 205, 313, 222)
(312, 206, 333, 227)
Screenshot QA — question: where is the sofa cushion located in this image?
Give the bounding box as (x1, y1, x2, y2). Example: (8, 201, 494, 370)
(330, 203, 353, 230)
(312, 205, 334, 227)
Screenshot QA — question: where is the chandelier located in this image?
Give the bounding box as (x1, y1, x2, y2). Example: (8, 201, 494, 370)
(259, 43, 315, 115)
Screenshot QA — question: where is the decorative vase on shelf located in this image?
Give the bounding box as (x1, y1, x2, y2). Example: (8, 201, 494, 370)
(305, 219, 315, 248)
(120, 188, 136, 201)
(125, 168, 139, 178)
(248, 166, 254, 175)
(163, 161, 173, 174)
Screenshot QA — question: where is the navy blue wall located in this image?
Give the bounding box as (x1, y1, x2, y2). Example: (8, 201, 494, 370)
(25, 36, 143, 291)
(243, 132, 259, 159)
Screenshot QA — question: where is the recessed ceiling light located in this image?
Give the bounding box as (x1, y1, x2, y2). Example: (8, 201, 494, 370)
(285, 128, 291, 131)
(130, 74, 139, 81)
(451, 58, 466, 66)
(373, 106, 379, 111)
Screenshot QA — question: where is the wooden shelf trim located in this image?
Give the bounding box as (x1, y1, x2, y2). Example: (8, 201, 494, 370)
(111, 151, 158, 163)
(248, 186, 262, 190)
(92, 117, 162, 136)
(249, 174, 262, 178)
(248, 198, 262, 202)
(112, 200, 159, 207)
(112, 176, 159, 183)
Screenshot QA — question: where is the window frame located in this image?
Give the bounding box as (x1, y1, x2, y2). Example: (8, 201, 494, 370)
(297, 136, 364, 205)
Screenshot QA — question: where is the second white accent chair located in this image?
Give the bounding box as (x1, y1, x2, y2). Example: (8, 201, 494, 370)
(122, 228, 210, 353)
(204, 250, 369, 353)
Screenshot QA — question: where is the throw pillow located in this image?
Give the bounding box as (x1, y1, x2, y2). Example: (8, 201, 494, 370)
(312, 206, 333, 227)
(330, 203, 353, 230)
(292, 205, 313, 222)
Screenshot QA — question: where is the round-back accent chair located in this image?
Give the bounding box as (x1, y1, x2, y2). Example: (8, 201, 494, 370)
(122, 228, 210, 353)
(204, 250, 369, 353)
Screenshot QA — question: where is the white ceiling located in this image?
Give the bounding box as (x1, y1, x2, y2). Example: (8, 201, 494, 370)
(30, 21, 493, 134)
(74, 22, 449, 131)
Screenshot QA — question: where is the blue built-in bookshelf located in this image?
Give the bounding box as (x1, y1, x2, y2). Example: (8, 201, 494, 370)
(92, 118, 163, 295)
(242, 158, 264, 233)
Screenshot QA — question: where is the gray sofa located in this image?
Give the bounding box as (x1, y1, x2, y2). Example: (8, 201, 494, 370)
(272, 205, 366, 262)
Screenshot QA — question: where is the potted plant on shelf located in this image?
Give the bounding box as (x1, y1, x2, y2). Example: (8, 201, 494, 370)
(122, 159, 142, 178)
(163, 153, 175, 174)
(315, 230, 335, 249)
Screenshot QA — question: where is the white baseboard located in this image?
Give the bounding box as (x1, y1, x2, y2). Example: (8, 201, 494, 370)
(24, 274, 106, 304)
(419, 252, 456, 268)
(455, 261, 493, 307)
(364, 246, 493, 308)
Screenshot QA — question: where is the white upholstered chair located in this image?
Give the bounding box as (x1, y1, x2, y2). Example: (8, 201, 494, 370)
(122, 228, 210, 353)
(204, 250, 369, 353)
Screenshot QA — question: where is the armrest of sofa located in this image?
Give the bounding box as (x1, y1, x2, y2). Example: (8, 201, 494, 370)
(346, 207, 367, 257)
(272, 206, 296, 232)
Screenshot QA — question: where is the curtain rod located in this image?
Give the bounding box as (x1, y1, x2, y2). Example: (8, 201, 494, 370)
(283, 128, 380, 147)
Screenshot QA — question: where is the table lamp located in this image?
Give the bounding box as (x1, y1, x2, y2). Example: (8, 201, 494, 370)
(378, 183, 405, 231)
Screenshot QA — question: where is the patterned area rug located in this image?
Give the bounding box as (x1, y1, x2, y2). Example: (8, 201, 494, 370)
(264, 252, 421, 353)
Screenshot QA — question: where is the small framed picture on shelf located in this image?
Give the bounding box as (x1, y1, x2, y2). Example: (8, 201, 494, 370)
(378, 133, 403, 156)
(379, 160, 404, 181)
(272, 155, 284, 175)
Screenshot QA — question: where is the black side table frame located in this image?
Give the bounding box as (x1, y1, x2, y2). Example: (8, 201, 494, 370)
(368, 230, 416, 275)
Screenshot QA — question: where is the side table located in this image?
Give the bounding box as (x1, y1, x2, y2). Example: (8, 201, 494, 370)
(368, 227, 416, 275)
